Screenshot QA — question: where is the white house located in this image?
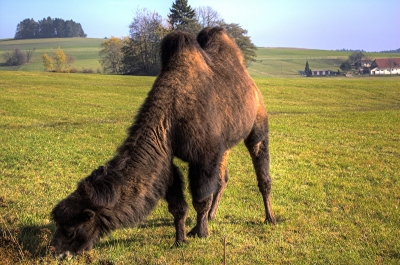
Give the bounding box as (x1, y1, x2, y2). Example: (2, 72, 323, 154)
(370, 58, 400, 75)
(312, 70, 331, 76)
(357, 60, 372, 67)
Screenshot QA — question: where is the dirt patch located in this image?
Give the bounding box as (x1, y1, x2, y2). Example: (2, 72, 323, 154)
(0, 229, 26, 265)
(0, 197, 7, 208)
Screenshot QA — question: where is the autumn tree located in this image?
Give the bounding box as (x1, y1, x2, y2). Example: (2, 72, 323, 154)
(52, 47, 66, 72)
(42, 47, 68, 72)
(99, 36, 125, 74)
(42, 52, 53, 71)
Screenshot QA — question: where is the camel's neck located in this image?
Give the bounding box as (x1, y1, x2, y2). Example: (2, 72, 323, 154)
(96, 113, 173, 232)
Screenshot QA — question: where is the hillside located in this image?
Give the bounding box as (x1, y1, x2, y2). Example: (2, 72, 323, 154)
(248, 48, 400, 77)
(0, 38, 103, 72)
(1, 38, 399, 77)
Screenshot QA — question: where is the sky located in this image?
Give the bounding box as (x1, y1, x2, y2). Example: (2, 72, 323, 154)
(0, 0, 399, 52)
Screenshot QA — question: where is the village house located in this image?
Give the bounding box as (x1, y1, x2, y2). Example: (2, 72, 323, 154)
(370, 58, 400, 75)
(311, 70, 331, 76)
(356, 59, 372, 68)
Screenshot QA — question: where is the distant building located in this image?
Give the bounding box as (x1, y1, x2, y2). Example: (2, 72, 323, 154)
(311, 70, 331, 76)
(356, 60, 372, 68)
(370, 58, 400, 75)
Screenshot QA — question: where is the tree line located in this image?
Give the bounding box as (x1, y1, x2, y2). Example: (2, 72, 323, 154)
(15, 17, 86, 39)
(99, 0, 257, 75)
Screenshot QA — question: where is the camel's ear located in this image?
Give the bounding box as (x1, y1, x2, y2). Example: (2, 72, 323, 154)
(81, 209, 95, 223)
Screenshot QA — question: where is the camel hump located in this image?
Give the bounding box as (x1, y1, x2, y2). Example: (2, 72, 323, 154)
(196, 27, 225, 49)
(160, 30, 199, 67)
(196, 27, 243, 64)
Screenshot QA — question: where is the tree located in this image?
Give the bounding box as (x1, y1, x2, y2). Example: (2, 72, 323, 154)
(168, 0, 200, 35)
(2, 48, 27, 67)
(42, 52, 53, 71)
(304, 61, 312, 76)
(348, 51, 364, 65)
(38, 16, 55, 38)
(221, 23, 257, 66)
(52, 47, 66, 72)
(14, 17, 86, 39)
(25, 48, 35, 63)
(195, 6, 224, 28)
(65, 54, 75, 71)
(122, 8, 168, 75)
(340, 61, 352, 72)
(14, 19, 38, 39)
(99, 36, 125, 74)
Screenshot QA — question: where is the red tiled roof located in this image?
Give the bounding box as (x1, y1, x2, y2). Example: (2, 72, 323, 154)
(373, 58, 400, 68)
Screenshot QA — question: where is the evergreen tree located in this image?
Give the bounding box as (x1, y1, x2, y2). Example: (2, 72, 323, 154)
(168, 0, 197, 31)
(305, 60, 312, 76)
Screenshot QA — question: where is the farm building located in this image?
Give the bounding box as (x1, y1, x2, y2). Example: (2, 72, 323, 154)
(356, 59, 372, 68)
(311, 70, 331, 76)
(370, 58, 400, 75)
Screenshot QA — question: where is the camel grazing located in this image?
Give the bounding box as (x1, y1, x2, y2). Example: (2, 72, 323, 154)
(50, 27, 275, 259)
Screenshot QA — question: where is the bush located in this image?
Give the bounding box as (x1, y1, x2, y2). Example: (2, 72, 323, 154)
(3, 48, 27, 66)
(80, 68, 94, 74)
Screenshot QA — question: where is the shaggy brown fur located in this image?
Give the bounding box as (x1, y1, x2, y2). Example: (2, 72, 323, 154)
(50, 27, 275, 258)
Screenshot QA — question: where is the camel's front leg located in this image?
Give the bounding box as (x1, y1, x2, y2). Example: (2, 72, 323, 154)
(166, 164, 189, 245)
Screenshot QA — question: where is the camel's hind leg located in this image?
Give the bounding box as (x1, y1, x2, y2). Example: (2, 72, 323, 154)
(187, 153, 223, 238)
(208, 150, 229, 221)
(245, 113, 276, 224)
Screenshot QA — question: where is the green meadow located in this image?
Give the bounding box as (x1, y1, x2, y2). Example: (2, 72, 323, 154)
(0, 38, 103, 72)
(1, 71, 399, 264)
(1, 37, 400, 77)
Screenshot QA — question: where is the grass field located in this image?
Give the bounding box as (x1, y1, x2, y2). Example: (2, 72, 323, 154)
(0, 38, 103, 72)
(1, 71, 399, 264)
(1, 37, 400, 77)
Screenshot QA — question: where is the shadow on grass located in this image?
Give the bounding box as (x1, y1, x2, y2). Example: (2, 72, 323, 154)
(137, 217, 173, 229)
(17, 224, 55, 257)
(0, 223, 55, 264)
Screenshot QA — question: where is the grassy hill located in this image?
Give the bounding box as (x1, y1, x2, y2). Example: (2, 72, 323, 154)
(0, 38, 103, 72)
(248, 48, 400, 77)
(1, 71, 399, 264)
(1, 38, 399, 77)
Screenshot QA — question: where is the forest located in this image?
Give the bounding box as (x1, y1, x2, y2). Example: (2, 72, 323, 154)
(14, 17, 86, 39)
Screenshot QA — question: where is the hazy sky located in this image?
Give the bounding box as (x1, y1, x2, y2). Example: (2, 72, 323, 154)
(1, 0, 399, 51)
